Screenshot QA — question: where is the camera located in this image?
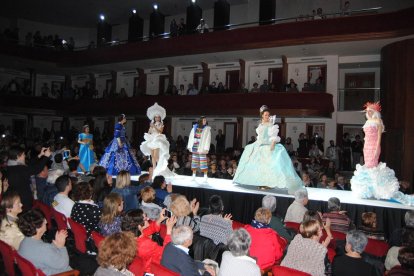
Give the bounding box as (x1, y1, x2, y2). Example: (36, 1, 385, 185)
(63, 150, 71, 160)
(165, 209, 172, 218)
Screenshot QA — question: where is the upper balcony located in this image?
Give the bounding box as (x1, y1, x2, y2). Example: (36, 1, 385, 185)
(0, 7, 413, 67)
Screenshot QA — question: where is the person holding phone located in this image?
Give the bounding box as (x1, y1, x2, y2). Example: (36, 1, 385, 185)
(78, 125, 95, 173)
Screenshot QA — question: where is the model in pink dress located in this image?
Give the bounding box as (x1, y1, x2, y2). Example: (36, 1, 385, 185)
(363, 102, 383, 168)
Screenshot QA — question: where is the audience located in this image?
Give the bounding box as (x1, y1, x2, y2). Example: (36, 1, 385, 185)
(219, 228, 261, 276)
(152, 175, 172, 204)
(94, 232, 136, 276)
(52, 175, 74, 218)
(389, 210, 414, 247)
(385, 228, 414, 271)
(18, 209, 72, 275)
(98, 193, 123, 236)
(388, 247, 414, 276)
(71, 181, 101, 233)
(111, 170, 141, 212)
(140, 186, 163, 221)
(0, 191, 24, 250)
(170, 195, 201, 233)
(261, 195, 294, 241)
(359, 212, 385, 240)
(284, 188, 308, 223)
(322, 197, 354, 233)
(200, 195, 233, 245)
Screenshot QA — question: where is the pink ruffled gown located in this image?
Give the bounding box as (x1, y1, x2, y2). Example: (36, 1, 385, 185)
(363, 124, 380, 168)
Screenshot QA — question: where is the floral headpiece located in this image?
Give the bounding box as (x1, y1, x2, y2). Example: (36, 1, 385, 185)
(363, 102, 381, 112)
(146, 102, 166, 121)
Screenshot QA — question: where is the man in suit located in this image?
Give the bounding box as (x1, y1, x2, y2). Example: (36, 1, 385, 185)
(161, 225, 215, 276)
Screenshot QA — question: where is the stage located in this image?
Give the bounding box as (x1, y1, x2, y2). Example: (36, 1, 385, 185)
(129, 174, 413, 238)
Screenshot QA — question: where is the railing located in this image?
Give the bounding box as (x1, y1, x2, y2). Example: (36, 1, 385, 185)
(338, 88, 380, 111)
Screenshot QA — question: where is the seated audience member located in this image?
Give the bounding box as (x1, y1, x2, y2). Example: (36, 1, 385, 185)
(332, 230, 375, 276)
(187, 83, 199, 95)
(7, 145, 51, 210)
(359, 212, 385, 240)
(281, 219, 331, 275)
(92, 166, 113, 208)
(302, 172, 313, 187)
(261, 195, 294, 241)
(336, 175, 350, 190)
(94, 232, 136, 276)
(322, 197, 354, 233)
(219, 228, 261, 276)
(196, 19, 209, 33)
(317, 174, 329, 188)
(71, 182, 101, 233)
(0, 191, 24, 250)
(98, 193, 123, 236)
(250, 83, 259, 93)
(302, 82, 311, 91)
(208, 162, 220, 178)
(388, 247, 414, 276)
(35, 165, 49, 201)
(161, 225, 216, 276)
(67, 159, 81, 178)
(284, 189, 308, 223)
(51, 153, 68, 172)
(302, 210, 333, 241)
(18, 209, 72, 275)
(286, 79, 299, 92)
(327, 179, 337, 189)
(121, 209, 176, 273)
(200, 195, 233, 245)
(245, 208, 284, 269)
(42, 169, 65, 206)
(52, 175, 74, 218)
(111, 170, 141, 212)
(170, 195, 201, 233)
(389, 210, 414, 247)
(152, 175, 172, 204)
(385, 228, 414, 271)
(140, 186, 163, 221)
(309, 144, 323, 158)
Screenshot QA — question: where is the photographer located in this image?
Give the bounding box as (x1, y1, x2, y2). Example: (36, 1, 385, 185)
(7, 145, 51, 210)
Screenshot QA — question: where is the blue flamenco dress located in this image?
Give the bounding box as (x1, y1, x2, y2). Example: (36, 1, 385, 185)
(78, 133, 95, 172)
(99, 123, 141, 175)
(233, 122, 303, 194)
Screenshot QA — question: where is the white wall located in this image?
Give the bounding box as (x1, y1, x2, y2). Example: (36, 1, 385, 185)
(209, 62, 240, 85)
(35, 74, 65, 97)
(71, 75, 89, 88)
(95, 73, 112, 98)
(245, 59, 282, 89)
(117, 70, 138, 97)
(175, 65, 203, 89)
(145, 68, 168, 95)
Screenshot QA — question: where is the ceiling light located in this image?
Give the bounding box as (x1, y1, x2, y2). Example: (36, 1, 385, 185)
(99, 14, 105, 21)
(153, 4, 158, 10)
(132, 9, 137, 14)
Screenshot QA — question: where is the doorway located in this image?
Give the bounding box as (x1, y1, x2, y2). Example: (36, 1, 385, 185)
(224, 122, 237, 150)
(159, 75, 169, 95)
(225, 70, 240, 92)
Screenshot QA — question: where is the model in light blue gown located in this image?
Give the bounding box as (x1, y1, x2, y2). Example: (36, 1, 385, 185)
(233, 120, 303, 194)
(78, 131, 95, 172)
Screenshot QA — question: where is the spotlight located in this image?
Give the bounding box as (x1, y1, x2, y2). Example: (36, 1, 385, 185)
(99, 14, 105, 21)
(153, 4, 158, 10)
(192, 0, 196, 3)
(59, 136, 64, 140)
(1, 134, 5, 138)
(132, 9, 137, 14)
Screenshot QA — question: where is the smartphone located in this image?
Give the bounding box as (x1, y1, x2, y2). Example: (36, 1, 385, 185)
(165, 209, 172, 218)
(63, 150, 71, 160)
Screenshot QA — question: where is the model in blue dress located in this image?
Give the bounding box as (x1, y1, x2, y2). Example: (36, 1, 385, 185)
(77, 125, 95, 173)
(99, 114, 141, 175)
(233, 105, 303, 194)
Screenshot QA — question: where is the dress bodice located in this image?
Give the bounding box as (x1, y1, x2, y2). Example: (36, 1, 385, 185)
(256, 123, 280, 145)
(114, 123, 126, 141)
(79, 133, 93, 144)
(149, 121, 163, 135)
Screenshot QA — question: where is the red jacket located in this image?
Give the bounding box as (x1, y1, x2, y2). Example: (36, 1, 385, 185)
(245, 225, 284, 269)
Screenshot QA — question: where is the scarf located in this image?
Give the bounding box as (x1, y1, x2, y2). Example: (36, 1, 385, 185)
(251, 219, 270, 229)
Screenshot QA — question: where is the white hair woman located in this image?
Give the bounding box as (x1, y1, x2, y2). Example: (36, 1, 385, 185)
(262, 195, 294, 241)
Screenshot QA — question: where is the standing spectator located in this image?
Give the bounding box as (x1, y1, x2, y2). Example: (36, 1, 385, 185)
(326, 140, 339, 170)
(196, 19, 209, 33)
(351, 135, 363, 168)
(286, 79, 299, 92)
(284, 137, 294, 155)
(342, 133, 352, 171)
(284, 189, 308, 223)
(178, 84, 186, 95)
(259, 80, 269, 92)
(341, 1, 351, 16)
(297, 133, 309, 157)
(178, 18, 186, 36)
(215, 129, 225, 153)
(41, 83, 50, 98)
(170, 19, 178, 37)
(187, 84, 199, 95)
(250, 83, 259, 93)
(311, 132, 324, 153)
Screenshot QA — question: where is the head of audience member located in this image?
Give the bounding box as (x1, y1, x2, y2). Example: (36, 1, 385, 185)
(55, 175, 72, 195)
(17, 209, 47, 239)
(170, 195, 192, 217)
(141, 187, 156, 204)
(327, 197, 341, 212)
(68, 159, 79, 173)
(302, 210, 323, 226)
(115, 170, 131, 189)
(253, 208, 271, 226)
(294, 188, 308, 206)
(300, 219, 322, 241)
(208, 195, 224, 215)
(302, 172, 311, 186)
(121, 209, 149, 237)
(54, 153, 63, 164)
(398, 247, 414, 271)
(262, 195, 277, 213)
(8, 146, 25, 164)
(345, 230, 368, 255)
(138, 173, 150, 185)
(101, 193, 123, 225)
(227, 228, 252, 257)
(405, 210, 414, 228)
(337, 175, 345, 186)
(152, 175, 166, 190)
(0, 191, 22, 220)
(37, 165, 49, 179)
(73, 181, 93, 202)
(163, 193, 180, 210)
(97, 232, 136, 272)
(402, 228, 414, 247)
(47, 169, 65, 185)
(171, 225, 193, 248)
(328, 180, 337, 189)
(361, 212, 377, 230)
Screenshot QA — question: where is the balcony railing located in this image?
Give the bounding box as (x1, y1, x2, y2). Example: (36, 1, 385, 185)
(338, 88, 380, 111)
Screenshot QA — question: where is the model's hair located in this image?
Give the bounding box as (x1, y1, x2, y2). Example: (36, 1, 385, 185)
(115, 171, 131, 189)
(368, 109, 385, 132)
(17, 209, 45, 237)
(227, 228, 251, 257)
(97, 232, 136, 270)
(262, 195, 277, 212)
(117, 114, 126, 122)
(141, 187, 156, 203)
(152, 175, 166, 190)
(170, 195, 191, 217)
(55, 175, 71, 193)
(121, 209, 146, 237)
(171, 225, 193, 246)
(83, 125, 89, 132)
(8, 146, 25, 160)
(361, 212, 377, 229)
(398, 247, 414, 270)
(254, 208, 271, 224)
(0, 191, 20, 225)
(209, 195, 224, 215)
(73, 181, 93, 201)
(101, 193, 123, 224)
(300, 219, 321, 239)
(327, 197, 341, 212)
(197, 116, 206, 127)
(346, 230, 368, 254)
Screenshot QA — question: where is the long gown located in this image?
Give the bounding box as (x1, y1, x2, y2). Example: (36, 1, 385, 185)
(351, 121, 399, 200)
(99, 123, 141, 175)
(78, 133, 95, 172)
(140, 122, 174, 178)
(233, 122, 303, 194)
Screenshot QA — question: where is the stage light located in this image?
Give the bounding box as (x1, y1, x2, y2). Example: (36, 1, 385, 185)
(132, 9, 137, 14)
(1, 134, 5, 138)
(191, 0, 196, 3)
(99, 14, 105, 21)
(153, 4, 158, 10)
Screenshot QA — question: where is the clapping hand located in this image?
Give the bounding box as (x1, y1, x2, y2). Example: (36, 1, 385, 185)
(190, 198, 200, 216)
(223, 213, 233, 221)
(53, 230, 68, 248)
